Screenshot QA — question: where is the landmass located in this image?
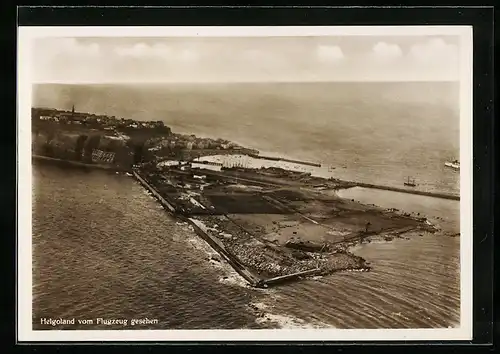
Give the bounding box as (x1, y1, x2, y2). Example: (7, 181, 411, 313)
(32, 107, 440, 287)
(32, 106, 258, 170)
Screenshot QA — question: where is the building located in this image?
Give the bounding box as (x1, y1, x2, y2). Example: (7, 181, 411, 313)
(91, 149, 116, 164)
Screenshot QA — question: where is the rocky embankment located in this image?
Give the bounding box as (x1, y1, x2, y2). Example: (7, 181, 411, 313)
(195, 215, 369, 279)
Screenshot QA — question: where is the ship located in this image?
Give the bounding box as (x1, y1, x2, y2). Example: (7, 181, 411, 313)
(404, 176, 416, 187)
(445, 159, 460, 170)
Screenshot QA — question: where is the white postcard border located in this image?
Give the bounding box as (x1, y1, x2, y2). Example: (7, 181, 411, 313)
(17, 25, 473, 342)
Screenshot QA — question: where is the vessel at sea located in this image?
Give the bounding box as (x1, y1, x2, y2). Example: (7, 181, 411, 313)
(444, 159, 460, 170)
(404, 176, 416, 187)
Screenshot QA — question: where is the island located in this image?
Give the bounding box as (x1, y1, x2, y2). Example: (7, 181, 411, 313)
(32, 107, 439, 288)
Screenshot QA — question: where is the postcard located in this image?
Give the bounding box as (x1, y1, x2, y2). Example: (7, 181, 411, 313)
(17, 25, 473, 342)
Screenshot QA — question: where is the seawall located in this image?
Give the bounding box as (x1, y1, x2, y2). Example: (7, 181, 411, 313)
(132, 170, 178, 214)
(187, 218, 263, 287)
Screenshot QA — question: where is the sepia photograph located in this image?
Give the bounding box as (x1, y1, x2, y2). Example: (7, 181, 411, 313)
(18, 26, 472, 342)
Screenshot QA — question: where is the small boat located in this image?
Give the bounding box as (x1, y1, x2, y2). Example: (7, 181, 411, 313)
(445, 159, 460, 170)
(404, 176, 416, 187)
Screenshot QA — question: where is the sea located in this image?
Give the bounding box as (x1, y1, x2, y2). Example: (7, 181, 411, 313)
(31, 82, 461, 330)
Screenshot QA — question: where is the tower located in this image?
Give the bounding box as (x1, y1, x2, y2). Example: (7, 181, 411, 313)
(71, 105, 75, 114)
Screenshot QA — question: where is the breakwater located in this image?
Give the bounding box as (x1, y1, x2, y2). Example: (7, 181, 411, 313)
(348, 182, 460, 201)
(248, 153, 321, 168)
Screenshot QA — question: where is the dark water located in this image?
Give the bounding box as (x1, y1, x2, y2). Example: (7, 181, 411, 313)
(33, 82, 460, 195)
(32, 164, 260, 330)
(32, 163, 460, 330)
(32, 82, 461, 330)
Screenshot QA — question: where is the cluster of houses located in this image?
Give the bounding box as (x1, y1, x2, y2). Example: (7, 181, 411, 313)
(33, 107, 170, 133)
(149, 134, 244, 152)
(91, 149, 116, 164)
(32, 106, 257, 167)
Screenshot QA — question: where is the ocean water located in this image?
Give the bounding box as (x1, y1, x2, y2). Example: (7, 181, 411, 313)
(32, 163, 261, 330)
(31, 82, 461, 330)
(33, 82, 460, 195)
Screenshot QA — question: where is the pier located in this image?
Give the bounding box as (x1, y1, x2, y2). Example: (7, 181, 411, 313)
(247, 153, 321, 167)
(349, 182, 460, 201)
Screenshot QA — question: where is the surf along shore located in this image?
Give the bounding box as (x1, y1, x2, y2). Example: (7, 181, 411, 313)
(133, 160, 437, 288)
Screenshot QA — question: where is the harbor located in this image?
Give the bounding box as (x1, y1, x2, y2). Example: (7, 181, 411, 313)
(130, 160, 437, 288)
(193, 154, 459, 202)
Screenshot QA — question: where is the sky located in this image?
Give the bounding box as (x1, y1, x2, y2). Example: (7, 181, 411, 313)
(31, 35, 461, 83)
